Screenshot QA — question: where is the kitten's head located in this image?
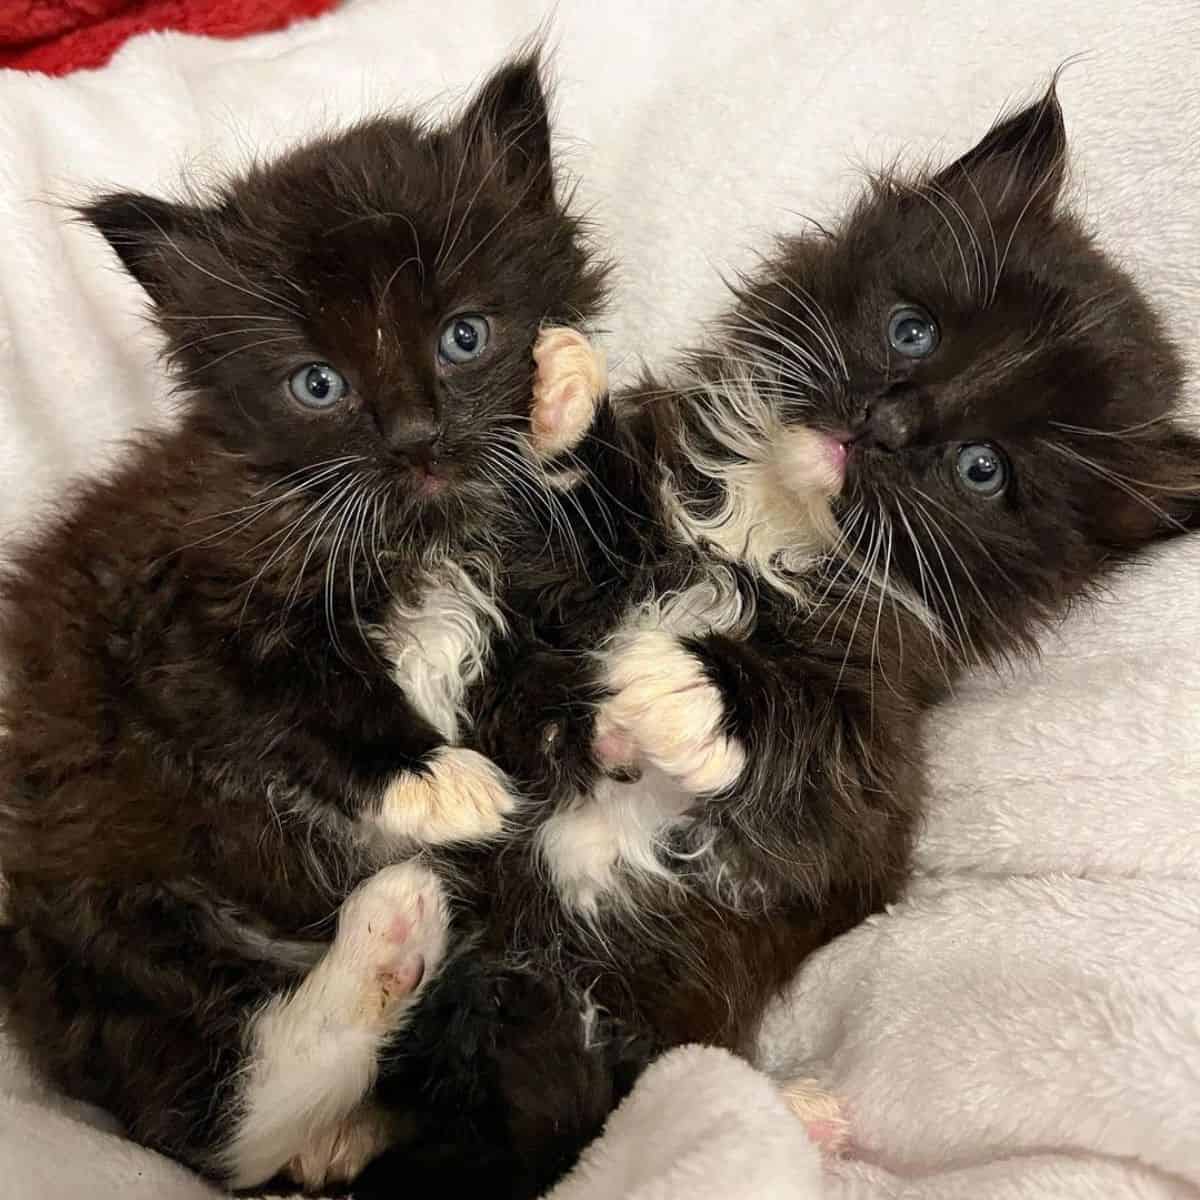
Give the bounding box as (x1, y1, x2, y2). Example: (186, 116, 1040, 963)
(723, 87, 1198, 660)
(83, 53, 606, 548)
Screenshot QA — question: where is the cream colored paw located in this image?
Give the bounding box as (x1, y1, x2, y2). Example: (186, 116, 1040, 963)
(594, 630, 745, 794)
(780, 1077, 849, 1155)
(376, 746, 519, 845)
(530, 326, 607, 458)
(283, 1103, 405, 1192)
(330, 861, 448, 1029)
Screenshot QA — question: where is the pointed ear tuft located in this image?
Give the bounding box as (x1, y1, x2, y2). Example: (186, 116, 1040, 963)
(1106, 427, 1200, 546)
(456, 52, 554, 209)
(78, 192, 201, 305)
(933, 84, 1068, 217)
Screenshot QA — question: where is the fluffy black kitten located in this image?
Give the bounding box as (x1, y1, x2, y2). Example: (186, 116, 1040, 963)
(0, 54, 606, 1191)
(356, 88, 1200, 1197)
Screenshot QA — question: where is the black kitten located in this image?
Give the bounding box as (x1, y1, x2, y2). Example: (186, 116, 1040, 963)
(357, 87, 1200, 1196)
(0, 54, 605, 1191)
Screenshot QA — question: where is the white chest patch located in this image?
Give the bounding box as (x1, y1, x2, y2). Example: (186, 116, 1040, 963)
(376, 561, 504, 743)
(537, 769, 694, 913)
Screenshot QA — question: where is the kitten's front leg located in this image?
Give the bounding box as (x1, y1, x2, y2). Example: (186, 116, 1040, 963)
(373, 746, 520, 846)
(529, 326, 607, 460)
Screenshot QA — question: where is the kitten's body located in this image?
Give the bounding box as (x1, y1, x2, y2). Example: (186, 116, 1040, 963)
(0, 55, 607, 1189)
(358, 90, 1200, 1197)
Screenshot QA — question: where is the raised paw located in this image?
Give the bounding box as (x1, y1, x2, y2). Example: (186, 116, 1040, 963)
(376, 745, 519, 846)
(594, 630, 745, 794)
(780, 1077, 849, 1156)
(530, 326, 607, 459)
(330, 861, 449, 1028)
(283, 1103, 405, 1193)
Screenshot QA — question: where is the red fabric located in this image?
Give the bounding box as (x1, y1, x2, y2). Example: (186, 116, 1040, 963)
(0, 0, 340, 75)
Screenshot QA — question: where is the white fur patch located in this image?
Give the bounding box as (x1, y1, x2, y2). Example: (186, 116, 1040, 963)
(377, 559, 504, 742)
(283, 1103, 404, 1192)
(224, 862, 447, 1188)
(537, 769, 693, 913)
(374, 745, 519, 846)
(663, 372, 842, 597)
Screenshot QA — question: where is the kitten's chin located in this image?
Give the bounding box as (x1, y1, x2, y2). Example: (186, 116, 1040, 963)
(414, 471, 448, 500)
(773, 427, 846, 501)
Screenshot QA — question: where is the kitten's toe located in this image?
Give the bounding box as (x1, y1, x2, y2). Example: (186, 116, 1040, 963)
(601, 630, 745, 794)
(779, 1077, 850, 1156)
(531, 326, 606, 458)
(333, 861, 449, 1028)
(591, 713, 642, 781)
(376, 745, 520, 845)
(284, 1103, 405, 1192)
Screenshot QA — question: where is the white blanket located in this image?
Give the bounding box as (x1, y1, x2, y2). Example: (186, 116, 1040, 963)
(1, 1, 1197, 1197)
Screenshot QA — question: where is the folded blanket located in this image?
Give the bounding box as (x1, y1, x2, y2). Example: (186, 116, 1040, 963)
(0, 1, 1197, 1197)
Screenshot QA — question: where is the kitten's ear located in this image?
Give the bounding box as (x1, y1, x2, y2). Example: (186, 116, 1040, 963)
(1107, 428, 1200, 546)
(457, 53, 555, 209)
(80, 192, 204, 306)
(933, 85, 1067, 217)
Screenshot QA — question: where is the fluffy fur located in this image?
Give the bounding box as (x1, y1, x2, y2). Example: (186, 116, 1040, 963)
(0, 52, 606, 1190)
(353, 88, 1199, 1197)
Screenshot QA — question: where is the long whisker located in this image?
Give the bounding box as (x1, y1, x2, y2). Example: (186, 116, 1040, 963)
(1040, 441, 1189, 531)
(907, 498, 976, 664)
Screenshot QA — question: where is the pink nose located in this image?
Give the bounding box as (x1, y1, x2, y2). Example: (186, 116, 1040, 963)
(819, 433, 849, 485)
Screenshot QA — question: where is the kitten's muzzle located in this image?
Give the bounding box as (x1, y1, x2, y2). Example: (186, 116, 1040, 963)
(377, 406, 442, 467)
(852, 385, 921, 452)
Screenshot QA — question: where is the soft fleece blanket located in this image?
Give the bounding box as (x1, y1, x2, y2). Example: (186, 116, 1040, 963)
(1, 1, 1197, 1197)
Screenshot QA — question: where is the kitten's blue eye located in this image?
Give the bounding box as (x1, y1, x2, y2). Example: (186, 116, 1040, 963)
(887, 306, 939, 358)
(288, 363, 348, 409)
(438, 314, 490, 365)
(955, 443, 1008, 497)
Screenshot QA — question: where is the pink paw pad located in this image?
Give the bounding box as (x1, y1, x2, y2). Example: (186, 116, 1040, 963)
(780, 1077, 850, 1157)
(378, 953, 425, 1002)
(336, 863, 448, 1023)
(592, 715, 644, 781)
(802, 1117, 848, 1155)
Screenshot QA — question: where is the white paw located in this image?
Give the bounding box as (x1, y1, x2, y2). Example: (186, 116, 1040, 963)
(594, 630, 745, 794)
(283, 1104, 403, 1192)
(329, 861, 449, 1029)
(530, 326, 606, 459)
(377, 746, 519, 846)
(779, 1077, 849, 1156)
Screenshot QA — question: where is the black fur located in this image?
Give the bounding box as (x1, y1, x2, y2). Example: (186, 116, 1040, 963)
(0, 52, 606, 1182)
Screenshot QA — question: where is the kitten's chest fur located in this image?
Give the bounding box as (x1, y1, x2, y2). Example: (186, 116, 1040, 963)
(377, 558, 506, 743)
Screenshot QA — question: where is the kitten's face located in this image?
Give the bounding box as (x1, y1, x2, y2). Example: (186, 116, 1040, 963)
(730, 91, 1198, 656)
(85, 57, 605, 542)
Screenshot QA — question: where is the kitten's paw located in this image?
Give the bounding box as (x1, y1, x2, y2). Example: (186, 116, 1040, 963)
(780, 1077, 850, 1156)
(594, 630, 745, 794)
(284, 1103, 404, 1192)
(530, 326, 607, 459)
(377, 746, 519, 845)
(331, 861, 449, 1028)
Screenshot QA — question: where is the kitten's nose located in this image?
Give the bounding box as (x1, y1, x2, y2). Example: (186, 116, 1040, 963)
(381, 409, 441, 465)
(856, 390, 917, 452)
